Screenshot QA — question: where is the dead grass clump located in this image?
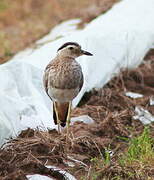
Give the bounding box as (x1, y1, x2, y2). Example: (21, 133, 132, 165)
(81, 127, 154, 180)
(0, 117, 135, 179)
(0, 130, 67, 179)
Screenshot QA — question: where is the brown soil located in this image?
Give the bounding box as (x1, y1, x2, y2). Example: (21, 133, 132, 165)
(0, 49, 154, 180)
(0, 0, 118, 64)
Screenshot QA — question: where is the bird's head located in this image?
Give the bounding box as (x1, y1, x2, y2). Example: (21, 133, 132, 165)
(57, 42, 93, 58)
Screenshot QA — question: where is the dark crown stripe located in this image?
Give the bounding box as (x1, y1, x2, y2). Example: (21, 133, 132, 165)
(57, 42, 80, 51)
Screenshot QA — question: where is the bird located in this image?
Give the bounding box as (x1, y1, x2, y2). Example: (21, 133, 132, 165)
(43, 42, 93, 135)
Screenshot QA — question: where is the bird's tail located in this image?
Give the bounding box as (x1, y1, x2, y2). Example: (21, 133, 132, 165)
(53, 102, 69, 127)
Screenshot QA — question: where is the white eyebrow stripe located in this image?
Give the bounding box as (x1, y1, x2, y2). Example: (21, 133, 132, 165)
(65, 45, 77, 48)
(57, 42, 80, 51)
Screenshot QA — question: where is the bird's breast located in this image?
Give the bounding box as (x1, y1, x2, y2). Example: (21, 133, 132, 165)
(48, 61, 83, 89)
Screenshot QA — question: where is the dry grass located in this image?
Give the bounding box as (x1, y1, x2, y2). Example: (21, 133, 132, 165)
(0, 0, 118, 64)
(1, 51, 154, 179)
(86, 126, 154, 180)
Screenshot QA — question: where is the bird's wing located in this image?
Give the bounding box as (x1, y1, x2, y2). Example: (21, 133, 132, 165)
(43, 63, 53, 100)
(79, 72, 84, 91)
(43, 70, 48, 94)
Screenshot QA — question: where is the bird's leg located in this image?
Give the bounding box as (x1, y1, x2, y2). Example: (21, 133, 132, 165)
(54, 102, 61, 134)
(66, 101, 72, 140)
(58, 123, 61, 134)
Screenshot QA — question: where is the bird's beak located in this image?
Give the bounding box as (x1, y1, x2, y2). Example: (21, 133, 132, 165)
(81, 50, 93, 56)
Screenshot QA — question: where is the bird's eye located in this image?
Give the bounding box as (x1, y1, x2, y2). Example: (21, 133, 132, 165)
(69, 47, 74, 50)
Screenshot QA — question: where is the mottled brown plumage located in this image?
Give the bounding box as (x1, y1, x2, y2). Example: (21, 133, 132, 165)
(43, 42, 93, 133)
(44, 56, 83, 90)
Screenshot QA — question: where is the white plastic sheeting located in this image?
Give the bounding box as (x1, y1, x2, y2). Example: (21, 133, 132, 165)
(27, 175, 52, 180)
(125, 92, 143, 99)
(0, 0, 154, 146)
(150, 97, 154, 106)
(26, 166, 76, 180)
(27, 165, 77, 180)
(133, 107, 154, 124)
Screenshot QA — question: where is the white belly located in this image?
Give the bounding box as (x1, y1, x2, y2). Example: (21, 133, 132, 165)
(48, 87, 80, 102)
